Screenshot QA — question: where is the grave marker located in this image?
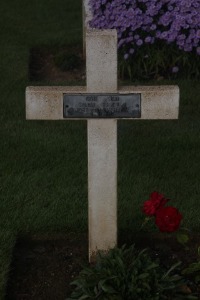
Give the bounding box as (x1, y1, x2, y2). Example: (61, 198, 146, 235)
(26, 29, 179, 262)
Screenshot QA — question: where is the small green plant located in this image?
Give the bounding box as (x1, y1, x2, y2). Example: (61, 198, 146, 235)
(118, 42, 200, 81)
(182, 247, 200, 284)
(54, 52, 81, 71)
(67, 245, 195, 300)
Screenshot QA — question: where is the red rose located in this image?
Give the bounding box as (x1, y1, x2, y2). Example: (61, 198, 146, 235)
(155, 206, 182, 233)
(142, 191, 168, 216)
(150, 191, 164, 202)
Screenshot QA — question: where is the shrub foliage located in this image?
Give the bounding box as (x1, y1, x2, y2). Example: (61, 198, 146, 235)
(88, 0, 200, 79)
(67, 245, 195, 300)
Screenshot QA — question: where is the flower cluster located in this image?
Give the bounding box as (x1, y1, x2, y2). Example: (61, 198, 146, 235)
(142, 191, 182, 232)
(89, 0, 200, 60)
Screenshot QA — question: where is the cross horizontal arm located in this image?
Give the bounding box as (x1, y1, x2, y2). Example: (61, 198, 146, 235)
(26, 85, 179, 120)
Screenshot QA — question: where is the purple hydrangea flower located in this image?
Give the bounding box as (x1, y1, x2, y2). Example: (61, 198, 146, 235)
(197, 47, 200, 55)
(124, 53, 129, 60)
(136, 39, 143, 46)
(172, 66, 179, 73)
(88, 0, 200, 60)
(145, 36, 152, 43)
(129, 48, 135, 54)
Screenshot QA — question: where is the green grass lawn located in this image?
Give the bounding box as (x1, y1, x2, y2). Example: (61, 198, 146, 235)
(1, 0, 200, 299)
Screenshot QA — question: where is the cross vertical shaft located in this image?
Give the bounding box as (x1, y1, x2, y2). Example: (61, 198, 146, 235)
(86, 30, 118, 261)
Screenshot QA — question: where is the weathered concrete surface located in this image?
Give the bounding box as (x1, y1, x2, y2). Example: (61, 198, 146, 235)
(83, 0, 93, 29)
(120, 85, 179, 119)
(86, 30, 118, 93)
(88, 119, 117, 261)
(26, 85, 179, 120)
(86, 30, 118, 261)
(82, 0, 93, 55)
(26, 86, 86, 120)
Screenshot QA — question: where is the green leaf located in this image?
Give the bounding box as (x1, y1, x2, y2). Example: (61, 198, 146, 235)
(99, 283, 116, 294)
(146, 262, 159, 271)
(195, 274, 200, 283)
(138, 273, 149, 279)
(176, 233, 189, 245)
(79, 295, 90, 300)
(184, 296, 199, 300)
(182, 261, 200, 274)
(161, 261, 182, 279)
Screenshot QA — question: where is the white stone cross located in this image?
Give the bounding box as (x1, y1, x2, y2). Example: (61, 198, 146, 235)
(26, 29, 179, 262)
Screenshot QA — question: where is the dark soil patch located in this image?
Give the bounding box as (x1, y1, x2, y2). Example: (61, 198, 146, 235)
(28, 45, 168, 83)
(29, 46, 86, 83)
(5, 232, 200, 300)
(6, 233, 88, 300)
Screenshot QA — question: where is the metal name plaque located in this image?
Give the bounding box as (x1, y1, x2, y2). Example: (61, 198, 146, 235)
(63, 93, 141, 118)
